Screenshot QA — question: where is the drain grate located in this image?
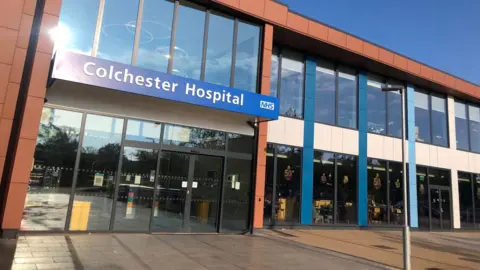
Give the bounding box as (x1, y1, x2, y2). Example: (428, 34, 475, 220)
(271, 230, 297, 237)
(459, 257, 480, 263)
(371, 245, 395, 250)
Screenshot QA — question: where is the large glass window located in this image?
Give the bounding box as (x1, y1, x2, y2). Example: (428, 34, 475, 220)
(70, 114, 124, 231)
(57, 0, 99, 55)
(313, 152, 335, 224)
(458, 172, 474, 228)
(270, 52, 279, 97)
(264, 144, 275, 226)
(414, 91, 432, 144)
(416, 166, 429, 229)
(163, 124, 225, 150)
(431, 94, 448, 147)
(455, 101, 469, 151)
(136, 0, 174, 72)
(388, 162, 404, 225)
(475, 174, 480, 229)
(367, 78, 386, 135)
(315, 61, 336, 125)
(22, 108, 83, 231)
(387, 89, 402, 137)
(336, 154, 357, 224)
(97, 0, 139, 64)
(204, 12, 234, 87)
(414, 90, 449, 146)
(469, 104, 480, 153)
(234, 21, 260, 92)
(275, 50, 304, 118)
(172, 1, 206, 79)
(337, 69, 357, 129)
(368, 159, 387, 224)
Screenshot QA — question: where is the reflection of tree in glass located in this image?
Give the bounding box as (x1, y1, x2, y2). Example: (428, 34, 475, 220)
(170, 127, 225, 150)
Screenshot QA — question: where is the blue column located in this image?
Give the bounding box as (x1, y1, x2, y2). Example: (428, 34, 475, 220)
(407, 85, 418, 227)
(357, 72, 368, 226)
(301, 57, 316, 225)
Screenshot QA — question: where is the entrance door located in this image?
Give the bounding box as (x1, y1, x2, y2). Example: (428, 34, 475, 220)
(429, 187, 452, 230)
(151, 152, 223, 232)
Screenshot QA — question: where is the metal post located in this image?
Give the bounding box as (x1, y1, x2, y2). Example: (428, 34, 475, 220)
(400, 89, 411, 270)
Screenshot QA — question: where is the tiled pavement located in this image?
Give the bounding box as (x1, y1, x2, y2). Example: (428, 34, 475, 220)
(1, 233, 390, 270)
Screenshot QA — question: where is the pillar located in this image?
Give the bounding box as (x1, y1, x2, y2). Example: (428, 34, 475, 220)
(406, 84, 418, 228)
(446, 95, 461, 228)
(357, 71, 368, 226)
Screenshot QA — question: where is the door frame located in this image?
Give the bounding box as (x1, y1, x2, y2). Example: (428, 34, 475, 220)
(428, 185, 452, 231)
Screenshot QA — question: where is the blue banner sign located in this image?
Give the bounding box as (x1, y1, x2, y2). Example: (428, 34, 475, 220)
(51, 51, 279, 119)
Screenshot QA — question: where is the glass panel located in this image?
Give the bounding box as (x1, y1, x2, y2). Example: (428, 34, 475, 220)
(234, 21, 260, 92)
(468, 104, 480, 153)
(431, 94, 448, 146)
(368, 159, 387, 224)
(337, 69, 357, 129)
(97, 0, 139, 64)
(389, 162, 404, 225)
(428, 168, 450, 186)
(222, 158, 252, 232)
(315, 61, 336, 125)
(313, 151, 335, 224)
(458, 172, 474, 228)
(474, 174, 480, 229)
(125, 119, 161, 143)
(430, 188, 441, 229)
(163, 124, 225, 150)
(415, 91, 431, 143)
(172, 1, 205, 79)
(22, 108, 83, 231)
(274, 145, 301, 224)
(387, 91, 402, 137)
(151, 152, 189, 232)
(416, 166, 429, 229)
(189, 155, 222, 232)
(227, 133, 253, 154)
(270, 53, 279, 97)
(336, 154, 357, 224)
(136, 0, 174, 72)
(264, 144, 275, 226)
(440, 189, 451, 229)
(455, 101, 470, 151)
(279, 50, 304, 118)
(113, 147, 157, 231)
(367, 78, 386, 135)
(57, 0, 99, 55)
(204, 12, 234, 87)
(70, 114, 124, 231)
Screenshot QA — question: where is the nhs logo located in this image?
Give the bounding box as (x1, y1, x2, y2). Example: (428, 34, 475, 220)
(260, 100, 275, 110)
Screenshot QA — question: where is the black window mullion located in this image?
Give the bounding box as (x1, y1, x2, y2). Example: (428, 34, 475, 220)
(167, 0, 179, 74)
(199, 10, 210, 81)
(229, 19, 238, 87)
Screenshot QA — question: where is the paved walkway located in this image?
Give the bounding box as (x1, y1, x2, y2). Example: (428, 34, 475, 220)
(260, 229, 480, 270)
(1, 233, 389, 270)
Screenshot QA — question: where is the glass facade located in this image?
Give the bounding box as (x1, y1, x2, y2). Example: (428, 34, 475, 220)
(458, 172, 480, 229)
(456, 100, 480, 153)
(414, 90, 448, 146)
(57, 0, 261, 92)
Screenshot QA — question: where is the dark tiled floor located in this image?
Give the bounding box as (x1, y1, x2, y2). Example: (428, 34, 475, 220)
(1, 234, 390, 270)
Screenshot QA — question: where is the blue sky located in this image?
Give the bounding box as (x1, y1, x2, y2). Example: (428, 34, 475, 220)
(280, 0, 479, 85)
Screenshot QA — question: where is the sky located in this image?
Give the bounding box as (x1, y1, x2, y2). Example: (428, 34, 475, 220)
(279, 0, 480, 85)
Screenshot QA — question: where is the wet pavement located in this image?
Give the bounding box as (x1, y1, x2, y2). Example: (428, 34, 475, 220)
(1, 233, 389, 270)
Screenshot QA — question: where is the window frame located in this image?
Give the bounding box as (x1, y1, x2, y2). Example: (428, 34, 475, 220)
(414, 89, 450, 147)
(455, 98, 480, 154)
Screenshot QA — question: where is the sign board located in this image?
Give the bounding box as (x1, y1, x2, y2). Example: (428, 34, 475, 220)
(51, 50, 279, 119)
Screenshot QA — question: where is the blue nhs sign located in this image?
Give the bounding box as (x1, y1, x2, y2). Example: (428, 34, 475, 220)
(51, 51, 279, 120)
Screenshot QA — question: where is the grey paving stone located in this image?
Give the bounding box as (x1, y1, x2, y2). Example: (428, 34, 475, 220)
(35, 262, 75, 269)
(15, 257, 54, 264)
(11, 264, 38, 270)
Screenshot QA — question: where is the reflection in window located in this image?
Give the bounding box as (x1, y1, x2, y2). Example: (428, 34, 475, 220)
(367, 78, 386, 135)
(431, 94, 448, 147)
(313, 152, 335, 224)
(368, 159, 387, 224)
(125, 119, 161, 143)
(336, 154, 357, 224)
(57, 0, 99, 55)
(227, 133, 253, 154)
(264, 144, 275, 226)
(455, 101, 469, 151)
(163, 124, 225, 150)
(234, 22, 260, 92)
(22, 108, 83, 231)
(204, 13, 234, 87)
(337, 70, 357, 129)
(70, 114, 124, 231)
(315, 61, 336, 125)
(416, 166, 429, 229)
(270, 53, 279, 97)
(172, 1, 205, 79)
(475, 175, 480, 229)
(415, 91, 431, 143)
(388, 162, 404, 225)
(469, 104, 480, 153)
(387, 90, 402, 137)
(458, 172, 474, 228)
(97, 0, 139, 64)
(279, 50, 304, 118)
(136, 0, 174, 72)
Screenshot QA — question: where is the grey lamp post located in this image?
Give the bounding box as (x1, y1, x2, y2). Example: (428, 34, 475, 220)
(381, 84, 410, 270)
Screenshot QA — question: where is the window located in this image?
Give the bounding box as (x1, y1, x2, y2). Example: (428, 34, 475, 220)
(315, 61, 336, 125)
(414, 90, 449, 146)
(312, 151, 358, 225)
(125, 119, 161, 143)
(367, 78, 386, 135)
(234, 21, 261, 92)
(475, 174, 480, 230)
(455, 101, 469, 151)
(387, 88, 402, 137)
(163, 124, 225, 150)
(97, 0, 139, 64)
(458, 172, 474, 228)
(264, 144, 302, 226)
(204, 12, 234, 86)
(271, 49, 305, 118)
(469, 104, 480, 153)
(337, 69, 357, 129)
(270, 51, 279, 97)
(136, 0, 174, 72)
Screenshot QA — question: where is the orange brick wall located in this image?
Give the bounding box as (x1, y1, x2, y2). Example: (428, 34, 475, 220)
(0, 0, 61, 231)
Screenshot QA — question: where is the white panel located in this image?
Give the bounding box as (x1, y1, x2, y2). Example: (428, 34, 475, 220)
(450, 169, 461, 229)
(267, 117, 303, 147)
(383, 136, 394, 161)
(429, 146, 438, 167)
(468, 153, 478, 173)
(415, 143, 430, 166)
(342, 128, 358, 155)
(47, 81, 253, 135)
(314, 123, 332, 151)
(367, 133, 383, 159)
(331, 126, 343, 153)
(437, 147, 452, 169)
(454, 151, 470, 172)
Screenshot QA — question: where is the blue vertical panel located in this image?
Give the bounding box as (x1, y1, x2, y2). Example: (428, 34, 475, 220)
(357, 72, 368, 226)
(301, 57, 316, 225)
(407, 85, 418, 227)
